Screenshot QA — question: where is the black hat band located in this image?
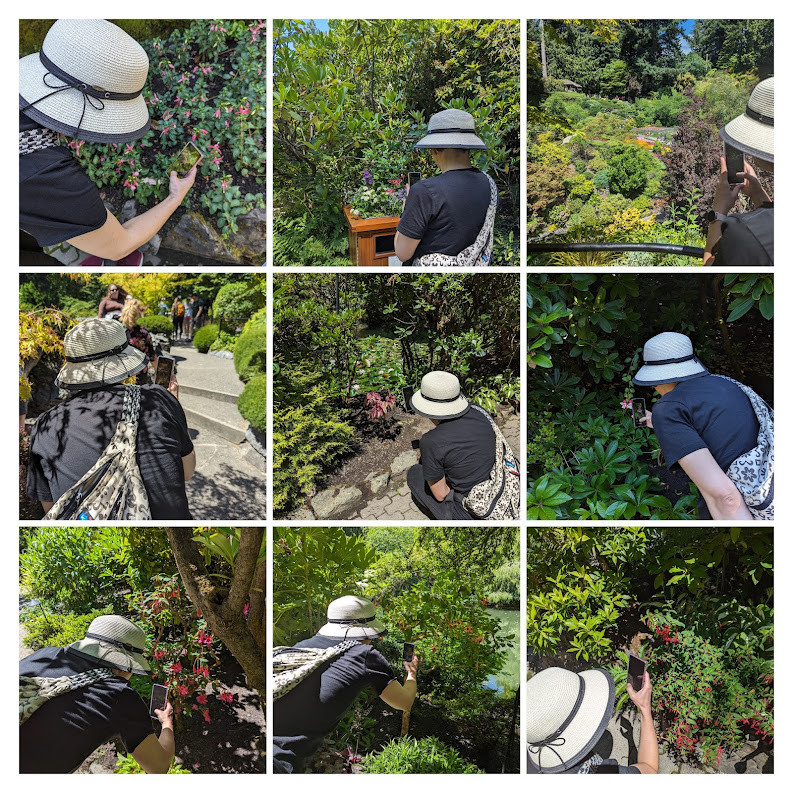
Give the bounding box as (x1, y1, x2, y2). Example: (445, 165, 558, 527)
(643, 353, 698, 366)
(419, 391, 463, 403)
(426, 127, 478, 134)
(327, 615, 376, 624)
(39, 51, 143, 101)
(66, 340, 130, 363)
(85, 632, 144, 655)
(745, 106, 774, 127)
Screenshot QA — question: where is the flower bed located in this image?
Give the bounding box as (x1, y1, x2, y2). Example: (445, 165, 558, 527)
(71, 20, 266, 252)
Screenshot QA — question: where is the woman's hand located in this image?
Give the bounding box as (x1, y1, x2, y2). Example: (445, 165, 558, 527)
(712, 156, 743, 215)
(640, 409, 653, 430)
(737, 160, 772, 207)
(168, 164, 199, 204)
(168, 375, 179, 399)
(627, 672, 652, 714)
(403, 654, 419, 680)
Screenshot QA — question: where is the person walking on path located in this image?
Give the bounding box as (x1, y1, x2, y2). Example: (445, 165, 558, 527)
(171, 297, 185, 340)
(20, 19, 197, 265)
(25, 317, 195, 519)
(20, 614, 176, 773)
(526, 666, 658, 774)
(273, 595, 418, 773)
(406, 371, 495, 519)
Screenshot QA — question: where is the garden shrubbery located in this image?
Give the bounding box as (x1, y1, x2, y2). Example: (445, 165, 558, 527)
(68, 19, 266, 242)
(193, 323, 219, 352)
(274, 20, 519, 265)
(528, 527, 774, 769)
(361, 737, 483, 774)
(138, 314, 173, 335)
(237, 375, 267, 433)
(234, 324, 267, 382)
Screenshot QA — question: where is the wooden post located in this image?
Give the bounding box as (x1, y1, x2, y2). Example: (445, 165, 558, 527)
(344, 205, 401, 266)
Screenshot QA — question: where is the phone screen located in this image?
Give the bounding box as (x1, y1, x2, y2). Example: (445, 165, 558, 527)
(402, 642, 415, 662)
(408, 171, 421, 187)
(627, 654, 646, 690)
(149, 684, 168, 716)
(155, 356, 174, 387)
(631, 398, 646, 428)
(401, 386, 414, 412)
(168, 143, 202, 177)
(724, 143, 745, 186)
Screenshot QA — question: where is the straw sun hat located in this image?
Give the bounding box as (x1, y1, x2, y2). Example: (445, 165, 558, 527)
(67, 615, 151, 675)
(414, 108, 487, 150)
(55, 317, 148, 391)
(719, 77, 774, 164)
(317, 596, 388, 640)
(410, 371, 469, 420)
(19, 19, 151, 143)
(632, 331, 709, 388)
(526, 667, 614, 773)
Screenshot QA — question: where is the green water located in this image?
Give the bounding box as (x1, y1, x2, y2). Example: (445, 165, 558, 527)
(484, 608, 520, 694)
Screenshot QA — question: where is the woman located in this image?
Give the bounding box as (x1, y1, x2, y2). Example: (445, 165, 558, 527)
(25, 317, 195, 519)
(171, 297, 185, 340)
(19, 19, 197, 265)
(394, 109, 497, 266)
(97, 283, 128, 319)
(183, 297, 194, 340)
(121, 299, 156, 383)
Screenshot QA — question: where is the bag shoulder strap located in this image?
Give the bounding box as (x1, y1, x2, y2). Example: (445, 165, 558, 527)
(20, 668, 115, 725)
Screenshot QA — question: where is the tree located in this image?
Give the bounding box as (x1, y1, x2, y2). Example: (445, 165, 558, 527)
(607, 143, 653, 197)
(165, 528, 266, 703)
(692, 19, 774, 78)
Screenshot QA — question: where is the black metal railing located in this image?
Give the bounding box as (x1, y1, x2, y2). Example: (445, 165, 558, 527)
(526, 242, 705, 258)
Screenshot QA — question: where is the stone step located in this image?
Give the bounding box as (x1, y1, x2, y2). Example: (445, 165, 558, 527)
(179, 390, 247, 444)
(178, 383, 240, 405)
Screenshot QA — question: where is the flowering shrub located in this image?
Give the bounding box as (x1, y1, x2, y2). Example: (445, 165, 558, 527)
(72, 20, 266, 238)
(127, 574, 236, 723)
(642, 610, 774, 766)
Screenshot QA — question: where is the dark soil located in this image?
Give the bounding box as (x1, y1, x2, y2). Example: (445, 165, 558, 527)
(75, 654, 264, 774)
(321, 402, 435, 490)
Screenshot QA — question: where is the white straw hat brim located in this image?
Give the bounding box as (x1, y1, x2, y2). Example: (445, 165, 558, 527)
(67, 640, 151, 675)
(527, 669, 614, 773)
(720, 116, 774, 163)
(19, 51, 151, 143)
(414, 131, 487, 150)
(633, 360, 708, 387)
(56, 346, 148, 390)
(317, 619, 388, 640)
(410, 390, 469, 420)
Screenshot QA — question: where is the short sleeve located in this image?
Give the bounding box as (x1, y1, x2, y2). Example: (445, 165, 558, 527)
(115, 688, 155, 754)
(20, 150, 108, 246)
(364, 647, 397, 694)
(25, 421, 54, 502)
(419, 431, 444, 483)
(397, 181, 434, 240)
(161, 390, 194, 457)
(652, 398, 708, 469)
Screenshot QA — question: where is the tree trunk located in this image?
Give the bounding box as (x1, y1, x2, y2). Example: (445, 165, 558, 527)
(400, 709, 411, 737)
(165, 528, 267, 704)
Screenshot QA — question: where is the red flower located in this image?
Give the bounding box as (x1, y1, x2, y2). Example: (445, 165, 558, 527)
(170, 662, 183, 674)
(219, 691, 234, 704)
(196, 693, 208, 705)
(178, 685, 189, 696)
(202, 709, 211, 723)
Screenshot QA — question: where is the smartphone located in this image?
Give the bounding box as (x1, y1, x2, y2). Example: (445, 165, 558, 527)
(402, 642, 415, 662)
(627, 652, 646, 691)
(407, 171, 421, 187)
(631, 398, 646, 428)
(168, 141, 203, 177)
(724, 142, 745, 186)
(401, 386, 414, 413)
(149, 683, 168, 716)
(154, 355, 175, 387)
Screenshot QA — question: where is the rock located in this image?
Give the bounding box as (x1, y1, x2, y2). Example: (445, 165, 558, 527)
(119, 199, 138, 224)
(311, 486, 363, 519)
(140, 232, 161, 256)
(287, 507, 315, 521)
(365, 471, 389, 496)
(162, 212, 245, 263)
(390, 450, 418, 477)
(243, 445, 267, 473)
(228, 208, 266, 259)
(245, 426, 267, 458)
(209, 350, 234, 359)
(89, 761, 113, 774)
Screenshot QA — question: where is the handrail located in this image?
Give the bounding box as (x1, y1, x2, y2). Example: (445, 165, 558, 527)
(526, 242, 704, 258)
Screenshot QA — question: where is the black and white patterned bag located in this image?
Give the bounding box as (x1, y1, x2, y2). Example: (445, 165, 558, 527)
(462, 405, 520, 519)
(714, 375, 773, 520)
(414, 174, 498, 267)
(20, 668, 115, 725)
(273, 640, 359, 700)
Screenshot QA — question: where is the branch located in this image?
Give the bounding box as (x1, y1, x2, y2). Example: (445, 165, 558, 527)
(227, 528, 264, 614)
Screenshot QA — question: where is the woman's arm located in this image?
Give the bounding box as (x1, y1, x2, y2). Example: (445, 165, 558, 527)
(379, 655, 418, 711)
(97, 299, 107, 318)
(677, 447, 754, 519)
(628, 673, 658, 774)
(394, 231, 420, 262)
(66, 168, 197, 260)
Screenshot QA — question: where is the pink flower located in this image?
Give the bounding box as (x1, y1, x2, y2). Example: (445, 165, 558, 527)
(214, 108, 221, 118)
(192, 763, 201, 770)
(170, 662, 183, 674)
(178, 73, 188, 83)
(243, 603, 250, 616)
(178, 684, 189, 696)
(153, 650, 166, 660)
(202, 709, 211, 723)
(196, 693, 208, 705)
(199, 128, 208, 135)
(219, 691, 234, 704)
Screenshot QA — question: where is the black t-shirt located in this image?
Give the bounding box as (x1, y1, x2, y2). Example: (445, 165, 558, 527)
(713, 207, 773, 267)
(273, 634, 396, 772)
(20, 111, 108, 247)
(397, 168, 492, 265)
(26, 384, 194, 519)
(652, 374, 759, 518)
(419, 406, 496, 495)
(20, 647, 153, 773)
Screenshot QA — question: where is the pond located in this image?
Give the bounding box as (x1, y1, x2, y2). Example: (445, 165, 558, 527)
(483, 608, 520, 694)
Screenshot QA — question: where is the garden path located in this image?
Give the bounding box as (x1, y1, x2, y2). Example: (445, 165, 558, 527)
(174, 342, 267, 520)
(295, 410, 520, 521)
